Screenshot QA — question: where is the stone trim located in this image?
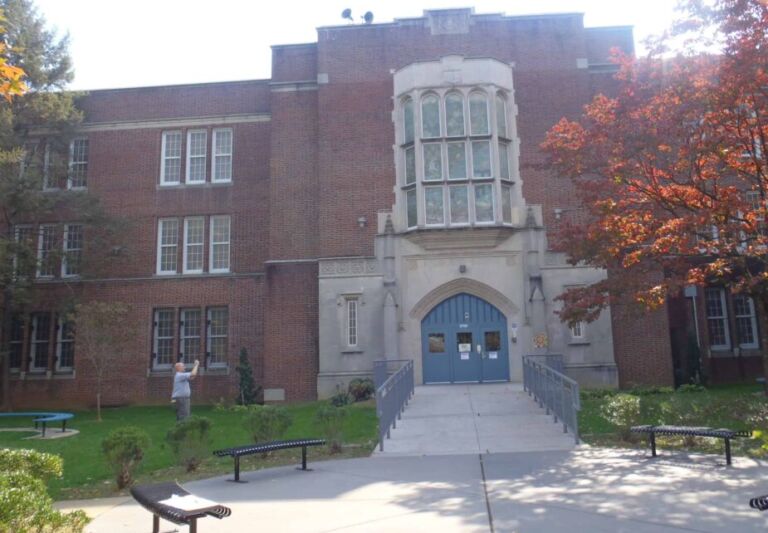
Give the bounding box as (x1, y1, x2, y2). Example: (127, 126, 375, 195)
(409, 277, 519, 320)
(319, 258, 380, 278)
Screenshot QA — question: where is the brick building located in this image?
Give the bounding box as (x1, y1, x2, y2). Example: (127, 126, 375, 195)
(7, 8, 752, 409)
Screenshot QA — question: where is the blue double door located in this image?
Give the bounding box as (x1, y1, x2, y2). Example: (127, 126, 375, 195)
(421, 293, 510, 384)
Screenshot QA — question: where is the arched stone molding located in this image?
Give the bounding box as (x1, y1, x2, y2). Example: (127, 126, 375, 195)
(409, 278, 519, 321)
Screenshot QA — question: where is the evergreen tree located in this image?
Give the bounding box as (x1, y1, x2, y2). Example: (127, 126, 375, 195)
(236, 348, 259, 405)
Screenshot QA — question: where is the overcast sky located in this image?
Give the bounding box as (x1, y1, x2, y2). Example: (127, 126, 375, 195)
(34, 0, 682, 91)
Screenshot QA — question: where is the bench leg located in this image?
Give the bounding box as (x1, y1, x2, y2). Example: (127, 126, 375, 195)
(725, 438, 732, 466)
(649, 432, 657, 458)
(301, 446, 307, 470)
(189, 517, 197, 533)
(62, 420, 66, 433)
(152, 514, 159, 533)
(41, 422, 46, 438)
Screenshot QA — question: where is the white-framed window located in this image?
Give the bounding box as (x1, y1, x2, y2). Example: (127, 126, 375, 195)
(501, 184, 513, 224)
(424, 186, 445, 226)
(212, 128, 233, 183)
(209, 216, 230, 273)
(473, 183, 494, 223)
(68, 138, 88, 189)
(13, 225, 34, 277)
(705, 288, 731, 350)
(62, 223, 83, 278)
(160, 131, 182, 185)
(55, 318, 75, 371)
(183, 217, 205, 274)
(399, 85, 514, 229)
(346, 297, 358, 347)
(152, 309, 175, 369)
(186, 130, 207, 183)
(9, 315, 24, 372)
(29, 312, 51, 372)
(733, 294, 759, 349)
(37, 224, 57, 278)
(157, 218, 179, 275)
(179, 309, 202, 365)
(206, 307, 229, 367)
(570, 321, 586, 340)
(406, 189, 418, 228)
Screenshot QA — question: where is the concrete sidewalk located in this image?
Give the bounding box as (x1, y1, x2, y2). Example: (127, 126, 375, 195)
(71, 448, 768, 533)
(375, 383, 576, 456)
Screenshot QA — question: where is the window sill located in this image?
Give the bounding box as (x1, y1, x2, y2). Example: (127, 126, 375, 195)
(153, 272, 233, 279)
(148, 368, 173, 377)
(568, 340, 590, 346)
(157, 182, 233, 190)
(341, 349, 364, 355)
(52, 370, 76, 379)
(203, 366, 229, 376)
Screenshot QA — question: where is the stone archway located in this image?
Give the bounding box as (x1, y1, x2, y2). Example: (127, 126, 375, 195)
(409, 277, 519, 322)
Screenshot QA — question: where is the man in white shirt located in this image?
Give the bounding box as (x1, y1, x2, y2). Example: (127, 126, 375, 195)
(171, 359, 199, 421)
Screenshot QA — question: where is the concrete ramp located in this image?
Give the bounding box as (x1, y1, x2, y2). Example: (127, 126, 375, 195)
(374, 383, 576, 456)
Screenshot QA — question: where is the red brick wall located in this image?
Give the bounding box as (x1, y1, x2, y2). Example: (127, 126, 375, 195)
(262, 262, 318, 401)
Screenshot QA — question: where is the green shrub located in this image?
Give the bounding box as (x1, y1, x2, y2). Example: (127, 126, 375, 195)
(315, 404, 347, 453)
(166, 416, 212, 472)
(101, 426, 151, 489)
(348, 378, 376, 402)
(0, 449, 89, 532)
(330, 392, 352, 407)
(626, 385, 675, 396)
(601, 393, 642, 441)
(581, 388, 618, 400)
(243, 405, 292, 444)
(676, 383, 706, 393)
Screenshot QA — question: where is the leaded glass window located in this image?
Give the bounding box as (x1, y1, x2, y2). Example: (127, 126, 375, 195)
(449, 186, 469, 224)
(474, 184, 494, 222)
(705, 288, 730, 349)
(445, 92, 465, 137)
(424, 187, 445, 225)
(496, 93, 508, 138)
(186, 130, 207, 183)
(501, 184, 512, 223)
(421, 94, 441, 138)
(405, 146, 416, 184)
(499, 142, 510, 180)
(406, 189, 418, 228)
(469, 92, 489, 135)
(472, 141, 492, 178)
(447, 142, 467, 180)
(180, 309, 202, 364)
(403, 98, 414, 144)
(733, 294, 758, 349)
(207, 307, 229, 366)
(423, 143, 442, 180)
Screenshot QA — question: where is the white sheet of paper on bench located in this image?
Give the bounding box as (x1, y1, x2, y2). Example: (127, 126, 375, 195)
(159, 494, 218, 512)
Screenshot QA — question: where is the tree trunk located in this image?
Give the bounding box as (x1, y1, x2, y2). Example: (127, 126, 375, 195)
(0, 288, 14, 412)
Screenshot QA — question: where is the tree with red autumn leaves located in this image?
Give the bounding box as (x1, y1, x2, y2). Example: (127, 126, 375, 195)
(541, 0, 768, 382)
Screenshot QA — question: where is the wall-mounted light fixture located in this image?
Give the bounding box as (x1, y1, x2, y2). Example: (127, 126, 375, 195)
(357, 216, 367, 228)
(510, 323, 518, 343)
(459, 264, 467, 274)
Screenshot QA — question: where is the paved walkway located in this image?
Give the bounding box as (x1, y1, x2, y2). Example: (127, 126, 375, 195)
(375, 383, 576, 455)
(64, 449, 768, 532)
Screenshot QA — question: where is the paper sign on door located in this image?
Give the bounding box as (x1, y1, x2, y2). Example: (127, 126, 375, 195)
(460, 352, 470, 360)
(489, 351, 498, 360)
(458, 343, 471, 352)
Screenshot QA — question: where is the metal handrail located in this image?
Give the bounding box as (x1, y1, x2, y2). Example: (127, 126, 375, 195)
(374, 359, 415, 451)
(522, 355, 581, 444)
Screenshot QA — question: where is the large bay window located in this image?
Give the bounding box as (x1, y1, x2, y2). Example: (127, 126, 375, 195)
(399, 86, 516, 229)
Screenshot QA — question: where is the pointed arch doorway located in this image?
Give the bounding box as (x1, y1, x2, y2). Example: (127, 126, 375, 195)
(421, 293, 510, 384)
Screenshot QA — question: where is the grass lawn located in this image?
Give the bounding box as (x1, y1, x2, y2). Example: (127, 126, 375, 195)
(578, 383, 768, 456)
(0, 401, 378, 500)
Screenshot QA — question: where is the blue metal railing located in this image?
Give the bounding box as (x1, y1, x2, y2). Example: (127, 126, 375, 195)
(374, 359, 414, 451)
(523, 355, 581, 444)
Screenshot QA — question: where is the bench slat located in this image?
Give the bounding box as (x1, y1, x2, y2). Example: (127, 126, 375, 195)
(131, 482, 231, 526)
(213, 438, 325, 457)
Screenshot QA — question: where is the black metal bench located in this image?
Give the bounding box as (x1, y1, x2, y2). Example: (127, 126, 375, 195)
(130, 481, 231, 533)
(213, 438, 325, 482)
(631, 425, 751, 465)
(750, 494, 768, 511)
